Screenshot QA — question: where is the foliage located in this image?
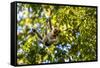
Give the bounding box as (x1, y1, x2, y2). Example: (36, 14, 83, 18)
(17, 3, 97, 65)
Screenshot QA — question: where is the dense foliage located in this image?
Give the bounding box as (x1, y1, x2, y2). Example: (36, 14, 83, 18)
(17, 3, 97, 65)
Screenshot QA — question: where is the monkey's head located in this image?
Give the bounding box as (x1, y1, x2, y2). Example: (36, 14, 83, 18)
(52, 27, 60, 36)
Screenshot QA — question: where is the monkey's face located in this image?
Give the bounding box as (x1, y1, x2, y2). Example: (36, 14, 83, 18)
(52, 28, 60, 36)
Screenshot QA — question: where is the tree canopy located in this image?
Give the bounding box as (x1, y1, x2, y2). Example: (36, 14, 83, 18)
(17, 3, 97, 65)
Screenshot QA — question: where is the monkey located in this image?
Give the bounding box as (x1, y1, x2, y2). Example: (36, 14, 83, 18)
(42, 27, 60, 46)
(32, 27, 60, 46)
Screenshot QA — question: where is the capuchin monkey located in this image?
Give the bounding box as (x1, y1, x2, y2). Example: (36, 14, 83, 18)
(32, 27, 60, 46)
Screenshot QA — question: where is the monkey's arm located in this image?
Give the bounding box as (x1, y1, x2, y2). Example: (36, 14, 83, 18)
(44, 8, 52, 31)
(47, 17, 52, 31)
